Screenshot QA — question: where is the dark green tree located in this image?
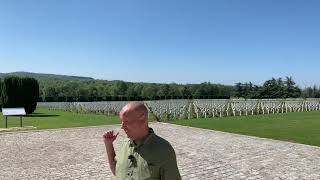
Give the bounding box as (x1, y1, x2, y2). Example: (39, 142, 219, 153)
(1, 76, 39, 114)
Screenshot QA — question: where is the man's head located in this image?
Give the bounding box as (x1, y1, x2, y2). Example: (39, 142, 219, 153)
(120, 102, 149, 141)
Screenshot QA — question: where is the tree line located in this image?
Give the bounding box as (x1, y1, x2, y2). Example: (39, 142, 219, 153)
(235, 77, 300, 99)
(37, 76, 320, 101)
(234, 77, 320, 99)
(1, 76, 320, 104)
(38, 80, 233, 101)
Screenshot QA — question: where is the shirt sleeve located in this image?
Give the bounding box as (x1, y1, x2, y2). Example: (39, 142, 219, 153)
(160, 148, 182, 180)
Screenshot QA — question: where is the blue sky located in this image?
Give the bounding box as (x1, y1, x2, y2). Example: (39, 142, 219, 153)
(0, 0, 320, 87)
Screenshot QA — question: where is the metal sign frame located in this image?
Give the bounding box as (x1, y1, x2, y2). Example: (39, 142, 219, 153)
(1, 108, 26, 128)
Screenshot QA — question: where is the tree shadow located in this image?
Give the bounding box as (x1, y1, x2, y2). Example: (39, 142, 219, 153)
(26, 114, 60, 118)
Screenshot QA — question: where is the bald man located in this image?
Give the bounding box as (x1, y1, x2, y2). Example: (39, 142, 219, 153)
(103, 102, 181, 180)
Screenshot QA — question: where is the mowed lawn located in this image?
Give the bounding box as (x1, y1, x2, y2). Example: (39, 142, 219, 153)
(171, 111, 320, 147)
(2, 108, 320, 146)
(0, 108, 120, 130)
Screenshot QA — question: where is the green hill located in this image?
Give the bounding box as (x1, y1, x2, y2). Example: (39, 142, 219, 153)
(0, 71, 94, 81)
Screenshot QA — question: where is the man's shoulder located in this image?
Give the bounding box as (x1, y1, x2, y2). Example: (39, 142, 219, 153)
(149, 134, 176, 154)
(148, 134, 179, 168)
(153, 134, 172, 146)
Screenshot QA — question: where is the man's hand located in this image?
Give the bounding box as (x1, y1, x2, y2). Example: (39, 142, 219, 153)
(103, 131, 119, 146)
(103, 130, 119, 175)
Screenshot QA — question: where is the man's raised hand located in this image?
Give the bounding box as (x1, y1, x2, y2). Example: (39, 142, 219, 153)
(103, 131, 119, 145)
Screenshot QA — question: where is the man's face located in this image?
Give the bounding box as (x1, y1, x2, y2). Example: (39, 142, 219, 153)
(120, 111, 143, 140)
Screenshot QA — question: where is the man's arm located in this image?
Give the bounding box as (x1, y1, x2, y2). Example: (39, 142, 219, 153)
(160, 147, 181, 180)
(103, 131, 119, 175)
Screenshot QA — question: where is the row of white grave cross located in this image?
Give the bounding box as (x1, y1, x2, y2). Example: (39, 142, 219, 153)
(38, 98, 320, 120)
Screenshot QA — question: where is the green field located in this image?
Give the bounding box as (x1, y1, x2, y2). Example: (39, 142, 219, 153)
(2, 108, 320, 147)
(0, 108, 120, 129)
(171, 111, 320, 147)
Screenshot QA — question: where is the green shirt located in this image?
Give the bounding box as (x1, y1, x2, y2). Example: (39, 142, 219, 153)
(115, 129, 181, 180)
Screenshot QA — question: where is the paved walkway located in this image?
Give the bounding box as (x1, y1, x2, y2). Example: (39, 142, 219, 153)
(0, 123, 319, 179)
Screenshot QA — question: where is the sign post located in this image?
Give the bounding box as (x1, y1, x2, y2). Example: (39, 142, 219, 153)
(2, 108, 26, 128)
(5, 116, 8, 128)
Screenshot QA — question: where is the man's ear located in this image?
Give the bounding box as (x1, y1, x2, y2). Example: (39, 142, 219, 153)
(139, 114, 147, 125)
(137, 111, 146, 120)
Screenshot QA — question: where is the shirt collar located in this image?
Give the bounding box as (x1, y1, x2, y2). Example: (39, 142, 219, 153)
(130, 128, 155, 149)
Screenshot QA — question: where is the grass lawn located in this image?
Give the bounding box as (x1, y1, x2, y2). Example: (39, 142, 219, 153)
(2, 107, 320, 147)
(171, 111, 320, 147)
(0, 108, 120, 130)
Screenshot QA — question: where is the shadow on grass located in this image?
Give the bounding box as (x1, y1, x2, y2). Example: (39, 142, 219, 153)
(26, 114, 60, 118)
